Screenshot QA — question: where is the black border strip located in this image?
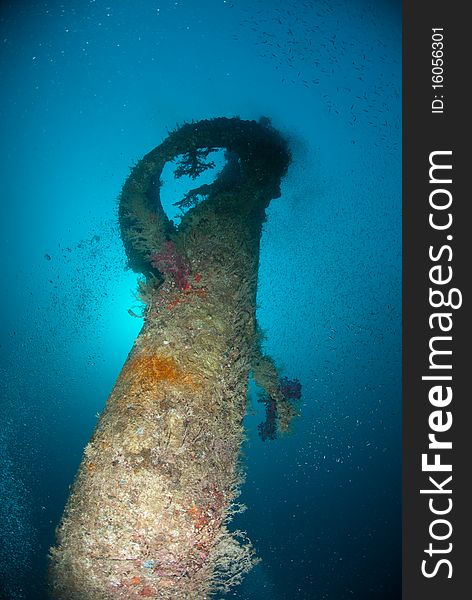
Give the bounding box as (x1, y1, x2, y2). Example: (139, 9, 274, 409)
(403, 2, 470, 598)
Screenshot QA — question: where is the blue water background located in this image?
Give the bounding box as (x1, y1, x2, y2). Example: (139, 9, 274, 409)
(0, 1, 401, 598)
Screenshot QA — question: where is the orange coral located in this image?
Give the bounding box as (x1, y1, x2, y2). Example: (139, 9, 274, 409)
(124, 354, 196, 391)
(186, 505, 209, 531)
(194, 515, 209, 531)
(165, 286, 206, 311)
(166, 297, 184, 310)
(187, 506, 199, 519)
(139, 586, 154, 597)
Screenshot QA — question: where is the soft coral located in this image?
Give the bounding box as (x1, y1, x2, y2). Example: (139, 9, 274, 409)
(257, 396, 277, 441)
(150, 240, 191, 291)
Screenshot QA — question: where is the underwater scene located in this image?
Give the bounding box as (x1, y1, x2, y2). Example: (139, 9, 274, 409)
(0, 1, 401, 599)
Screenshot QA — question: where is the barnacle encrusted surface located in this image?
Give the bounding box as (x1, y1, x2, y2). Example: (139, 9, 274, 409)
(49, 117, 294, 599)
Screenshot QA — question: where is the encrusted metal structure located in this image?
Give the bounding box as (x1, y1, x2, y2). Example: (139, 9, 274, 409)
(49, 117, 297, 599)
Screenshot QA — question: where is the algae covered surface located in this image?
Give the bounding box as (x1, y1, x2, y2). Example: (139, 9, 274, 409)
(49, 118, 300, 599)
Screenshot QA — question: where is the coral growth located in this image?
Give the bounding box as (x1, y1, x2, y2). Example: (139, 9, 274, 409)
(50, 118, 293, 600)
(252, 349, 302, 441)
(174, 148, 217, 180)
(122, 353, 196, 391)
(150, 241, 191, 291)
(173, 183, 212, 214)
(257, 395, 278, 441)
(257, 376, 302, 441)
(279, 376, 302, 400)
